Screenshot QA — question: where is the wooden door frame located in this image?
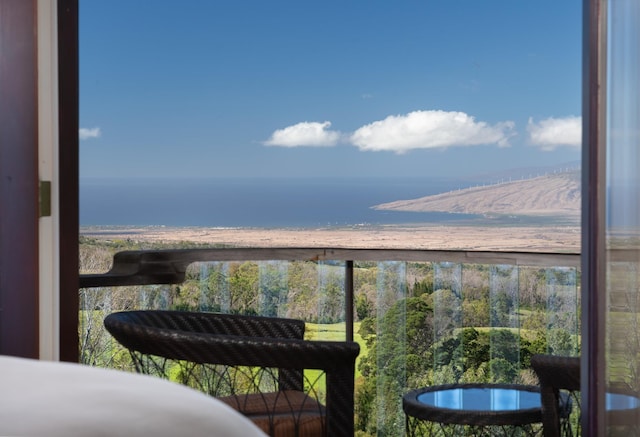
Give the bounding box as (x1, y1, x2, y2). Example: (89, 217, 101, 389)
(58, 0, 79, 362)
(0, 0, 79, 361)
(0, 0, 40, 358)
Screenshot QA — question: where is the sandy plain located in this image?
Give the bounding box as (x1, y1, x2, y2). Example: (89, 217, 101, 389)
(81, 224, 580, 253)
(81, 171, 583, 253)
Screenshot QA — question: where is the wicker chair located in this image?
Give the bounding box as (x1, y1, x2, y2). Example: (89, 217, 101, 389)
(531, 354, 640, 437)
(531, 354, 580, 437)
(104, 310, 360, 437)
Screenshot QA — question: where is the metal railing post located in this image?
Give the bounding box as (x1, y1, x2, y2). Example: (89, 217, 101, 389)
(345, 260, 354, 342)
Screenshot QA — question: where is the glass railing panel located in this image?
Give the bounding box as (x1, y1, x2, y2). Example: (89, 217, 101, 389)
(258, 260, 289, 317)
(545, 266, 580, 356)
(317, 260, 346, 324)
(79, 250, 581, 437)
(458, 263, 492, 384)
(226, 261, 260, 314)
(191, 260, 348, 341)
(432, 262, 463, 384)
(79, 286, 114, 367)
(139, 284, 171, 310)
(198, 261, 229, 312)
(373, 261, 407, 436)
(489, 264, 521, 383)
(518, 265, 548, 354)
(80, 284, 162, 369)
(284, 260, 319, 325)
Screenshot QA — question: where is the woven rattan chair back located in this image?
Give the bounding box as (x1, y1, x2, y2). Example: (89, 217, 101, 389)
(104, 310, 360, 437)
(531, 354, 580, 437)
(532, 354, 640, 437)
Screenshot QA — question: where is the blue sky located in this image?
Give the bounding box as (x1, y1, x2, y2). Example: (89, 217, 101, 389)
(80, 1, 582, 179)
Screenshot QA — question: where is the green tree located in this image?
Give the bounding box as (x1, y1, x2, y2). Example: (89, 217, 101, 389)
(228, 262, 259, 314)
(258, 262, 288, 317)
(355, 293, 373, 321)
(356, 296, 433, 435)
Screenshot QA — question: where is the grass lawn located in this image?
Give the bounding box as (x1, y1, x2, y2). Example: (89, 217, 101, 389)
(305, 322, 367, 381)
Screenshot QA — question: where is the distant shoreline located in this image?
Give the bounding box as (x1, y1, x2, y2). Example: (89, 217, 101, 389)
(80, 224, 581, 252)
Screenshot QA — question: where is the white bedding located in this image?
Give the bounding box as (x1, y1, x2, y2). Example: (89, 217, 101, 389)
(0, 355, 266, 436)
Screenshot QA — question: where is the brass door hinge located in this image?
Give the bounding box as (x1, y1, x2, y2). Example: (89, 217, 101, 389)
(39, 180, 51, 217)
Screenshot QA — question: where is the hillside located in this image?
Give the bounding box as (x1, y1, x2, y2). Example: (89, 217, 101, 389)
(373, 170, 580, 218)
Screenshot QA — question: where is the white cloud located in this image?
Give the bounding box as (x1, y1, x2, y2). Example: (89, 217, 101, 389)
(79, 127, 101, 140)
(264, 121, 340, 147)
(527, 116, 581, 150)
(349, 110, 515, 153)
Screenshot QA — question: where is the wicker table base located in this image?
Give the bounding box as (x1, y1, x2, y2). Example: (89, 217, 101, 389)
(403, 383, 569, 437)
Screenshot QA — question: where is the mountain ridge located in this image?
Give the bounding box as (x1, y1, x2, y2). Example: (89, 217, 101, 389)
(373, 170, 580, 219)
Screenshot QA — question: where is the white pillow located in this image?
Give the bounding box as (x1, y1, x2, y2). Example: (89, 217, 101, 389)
(0, 355, 266, 436)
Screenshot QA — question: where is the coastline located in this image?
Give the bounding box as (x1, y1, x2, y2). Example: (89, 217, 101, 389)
(80, 224, 580, 252)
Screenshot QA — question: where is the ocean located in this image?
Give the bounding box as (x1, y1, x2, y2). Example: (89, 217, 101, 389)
(80, 177, 484, 228)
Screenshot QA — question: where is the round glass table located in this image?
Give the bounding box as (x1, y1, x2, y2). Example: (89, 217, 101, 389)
(403, 383, 570, 436)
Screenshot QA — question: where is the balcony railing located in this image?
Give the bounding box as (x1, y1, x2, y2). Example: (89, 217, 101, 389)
(80, 247, 580, 436)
